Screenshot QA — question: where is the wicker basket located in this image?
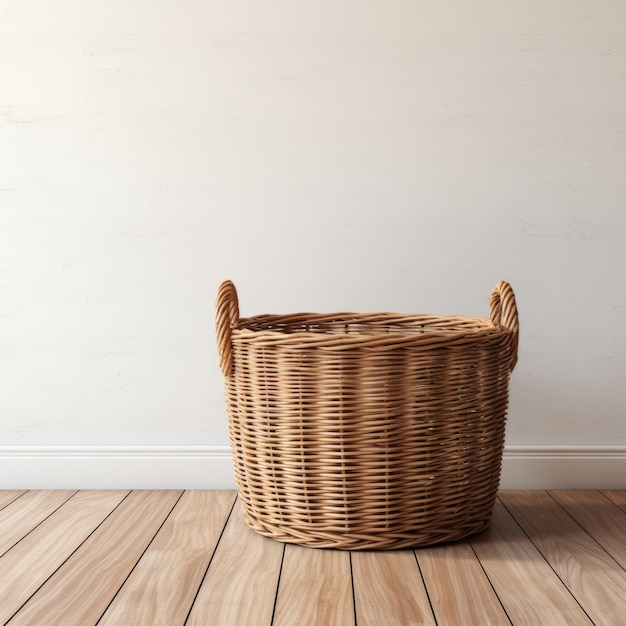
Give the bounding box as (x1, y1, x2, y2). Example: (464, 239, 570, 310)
(216, 280, 518, 550)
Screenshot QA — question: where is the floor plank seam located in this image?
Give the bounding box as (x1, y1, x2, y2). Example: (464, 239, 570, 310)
(497, 495, 596, 625)
(599, 489, 626, 514)
(4, 490, 133, 626)
(467, 541, 514, 626)
(0, 491, 78, 561)
(348, 552, 357, 626)
(182, 493, 239, 625)
(95, 490, 186, 625)
(268, 543, 286, 626)
(546, 491, 626, 572)
(598, 490, 626, 513)
(412, 549, 439, 626)
(0, 492, 28, 515)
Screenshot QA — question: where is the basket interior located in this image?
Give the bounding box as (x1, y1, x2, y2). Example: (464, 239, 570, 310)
(237, 312, 496, 337)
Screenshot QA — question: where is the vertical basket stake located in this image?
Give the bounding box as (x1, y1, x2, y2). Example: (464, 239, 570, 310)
(489, 281, 519, 372)
(216, 280, 240, 377)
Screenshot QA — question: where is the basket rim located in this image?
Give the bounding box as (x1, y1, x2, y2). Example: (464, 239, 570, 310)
(217, 280, 519, 374)
(238, 311, 492, 325)
(232, 312, 512, 349)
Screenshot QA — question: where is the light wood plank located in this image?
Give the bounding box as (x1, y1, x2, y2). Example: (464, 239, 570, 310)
(0, 490, 129, 625)
(500, 490, 626, 626)
(471, 500, 593, 626)
(0, 490, 75, 557)
(417, 540, 510, 625)
(600, 489, 626, 512)
(353, 550, 436, 626)
(0, 490, 27, 511)
(186, 500, 284, 626)
(9, 490, 182, 626)
(550, 490, 626, 568)
(273, 543, 354, 626)
(0, 490, 621, 625)
(99, 490, 236, 626)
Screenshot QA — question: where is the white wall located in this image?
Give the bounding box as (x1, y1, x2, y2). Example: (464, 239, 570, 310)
(1, 1, 624, 487)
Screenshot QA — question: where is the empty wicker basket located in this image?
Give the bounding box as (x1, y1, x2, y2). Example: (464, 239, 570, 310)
(216, 280, 518, 550)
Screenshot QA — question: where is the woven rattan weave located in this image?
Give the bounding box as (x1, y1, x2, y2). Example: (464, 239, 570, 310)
(216, 281, 519, 550)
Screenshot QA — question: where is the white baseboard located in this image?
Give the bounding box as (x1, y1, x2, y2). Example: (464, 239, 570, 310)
(500, 446, 626, 489)
(0, 446, 233, 490)
(0, 445, 624, 490)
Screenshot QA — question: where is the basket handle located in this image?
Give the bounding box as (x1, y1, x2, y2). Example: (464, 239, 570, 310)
(216, 280, 240, 377)
(489, 281, 519, 372)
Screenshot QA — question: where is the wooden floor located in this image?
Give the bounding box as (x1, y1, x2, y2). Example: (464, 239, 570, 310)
(0, 490, 623, 625)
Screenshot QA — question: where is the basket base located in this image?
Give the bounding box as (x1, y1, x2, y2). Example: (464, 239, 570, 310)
(240, 508, 492, 550)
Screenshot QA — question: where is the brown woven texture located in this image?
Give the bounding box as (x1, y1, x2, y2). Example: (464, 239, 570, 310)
(216, 280, 519, 550)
